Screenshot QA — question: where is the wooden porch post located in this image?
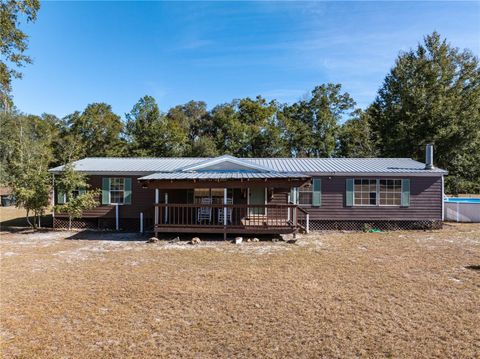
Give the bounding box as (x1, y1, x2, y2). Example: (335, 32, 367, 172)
(115, 204, 119, 230)
(164, 192, 168, 224)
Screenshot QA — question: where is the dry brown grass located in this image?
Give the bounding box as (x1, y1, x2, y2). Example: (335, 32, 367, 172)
(0, 207, 52, 229)
(0, 207, 29, 222)
(1, 224, 479, 358)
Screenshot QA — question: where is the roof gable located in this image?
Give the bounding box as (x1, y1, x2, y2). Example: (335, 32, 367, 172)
(178, 155, 274, 172)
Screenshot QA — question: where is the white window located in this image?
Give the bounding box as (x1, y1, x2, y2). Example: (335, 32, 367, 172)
(110, 178, 125, 204)
(298, 186, 313, 205)
(353, 179, 404, 206)
(354, 179, 377, 206)
(379, 179, 402, 206)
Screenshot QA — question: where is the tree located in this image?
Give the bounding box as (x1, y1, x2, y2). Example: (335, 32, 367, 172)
(54, 163, 99, 230)
(370, 32, 480, 193)
(280, 84, 356, 157)
(337, 109, 377, 157)
(165, 100, 217, 156)
(0, 112, 52, 227)
(67, 103, 126, 158)
(189, 136, 219, 157)
(51, 117, 85, 166)
(236, 96, 286, 157)
(126, 96, 166, 156)
(278, 102, 315, 157)
(1, 0, 40, 111)
(210, 101, 248, 156)
(209, 97, 287, 157)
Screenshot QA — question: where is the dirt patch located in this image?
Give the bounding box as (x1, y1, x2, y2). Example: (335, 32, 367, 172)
(1, 224, 479, 358)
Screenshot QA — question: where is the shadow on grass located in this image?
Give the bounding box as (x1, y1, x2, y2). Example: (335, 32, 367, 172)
(465, 265, 480, 272)
(65, 231, 150, 241)
(0, 214, 53, 232)
(65, 231, 278, 242)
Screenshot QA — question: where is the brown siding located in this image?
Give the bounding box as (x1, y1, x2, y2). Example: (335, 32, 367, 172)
(269, 188, 289, 205)
(302, 176, 442, 221)
(55, 175, 443, 223)
(55, 175, 155, 220)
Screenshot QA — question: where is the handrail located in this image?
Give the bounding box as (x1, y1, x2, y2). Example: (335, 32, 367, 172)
(154, 203, 298, 208)
(296, 206, 309, 232)
(154, 202, 302, 231)
(297, 207, 308, 215)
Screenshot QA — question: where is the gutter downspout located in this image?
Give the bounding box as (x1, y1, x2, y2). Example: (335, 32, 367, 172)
(441, 176, 445, 222)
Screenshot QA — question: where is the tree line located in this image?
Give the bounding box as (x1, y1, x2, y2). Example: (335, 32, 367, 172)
(1, 32, 479, 227)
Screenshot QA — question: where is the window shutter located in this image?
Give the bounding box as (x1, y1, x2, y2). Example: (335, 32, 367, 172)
(102, 178, 110, 205)
(401, 179, 410, 207)
(124, 178, 132, 204)
(346, 179, 354, 206)
(57, 191, 65, 204)
(312, 178, 321, 206)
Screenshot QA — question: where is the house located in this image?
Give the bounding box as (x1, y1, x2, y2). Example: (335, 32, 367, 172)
(48, 145, 447, 236)
(0, 186, 14, 207)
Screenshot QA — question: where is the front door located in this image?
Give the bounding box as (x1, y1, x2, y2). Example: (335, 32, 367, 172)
(249, 188, 266, 216)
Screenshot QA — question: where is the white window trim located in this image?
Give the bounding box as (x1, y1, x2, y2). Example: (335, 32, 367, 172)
(353, 178, 404, 207)
(378, 179, 403, 207)
(353, 178, 378, 207)
(110, 178, 126, 205)
(291, 184, 315, 207)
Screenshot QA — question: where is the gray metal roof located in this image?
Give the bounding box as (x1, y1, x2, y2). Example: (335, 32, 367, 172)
(139, 172, 310, 180)
(48, 156, 448, 176)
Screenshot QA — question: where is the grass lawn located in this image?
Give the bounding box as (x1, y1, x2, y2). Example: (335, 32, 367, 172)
(0, 207, 52, 229)
(1, 224, 479, 358)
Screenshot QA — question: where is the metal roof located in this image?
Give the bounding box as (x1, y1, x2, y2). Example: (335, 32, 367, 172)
(48, 156, 448, 176)
(139, 172, 310, 180)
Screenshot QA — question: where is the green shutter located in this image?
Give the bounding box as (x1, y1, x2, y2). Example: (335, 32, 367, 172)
(312, 178, 321, 206)
(78, 188, 86, 196)
(346, 179, 354, 206)
(57, 190, 65, 204)
(401, 179, 410, 207)
(124, 178, 132, 204)
(102, 178, 110, 205)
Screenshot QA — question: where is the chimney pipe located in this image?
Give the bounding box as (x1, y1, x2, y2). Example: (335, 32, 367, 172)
(425, 144, 434, 170)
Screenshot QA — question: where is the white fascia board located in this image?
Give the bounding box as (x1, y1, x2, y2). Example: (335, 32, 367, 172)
(48, 171, 154, 176)
(178, 155, 273, 172)
(305, 171, 447, 177)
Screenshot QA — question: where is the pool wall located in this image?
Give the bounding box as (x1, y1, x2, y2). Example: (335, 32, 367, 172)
(444, 201, 480, 222)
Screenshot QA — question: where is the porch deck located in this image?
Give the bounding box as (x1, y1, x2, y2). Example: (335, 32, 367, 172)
(154, 203, 309, 235)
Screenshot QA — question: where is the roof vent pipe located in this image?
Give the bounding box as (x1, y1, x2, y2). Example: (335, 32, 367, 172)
(425, 144, 434, 170)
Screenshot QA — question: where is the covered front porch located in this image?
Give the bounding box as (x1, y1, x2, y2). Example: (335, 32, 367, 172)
(140, 176, 310, 238)
(138, 155, 311, 238)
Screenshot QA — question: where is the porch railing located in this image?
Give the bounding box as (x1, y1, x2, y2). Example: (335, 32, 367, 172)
(154, 203, 306, 233)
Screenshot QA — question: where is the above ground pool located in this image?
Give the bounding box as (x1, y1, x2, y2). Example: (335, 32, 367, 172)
(444, 197, 480, 222)
(444, 197, 480, 203)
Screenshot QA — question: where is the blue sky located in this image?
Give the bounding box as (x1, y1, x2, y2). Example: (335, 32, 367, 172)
(12, 1, 480, 119)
